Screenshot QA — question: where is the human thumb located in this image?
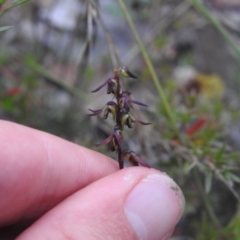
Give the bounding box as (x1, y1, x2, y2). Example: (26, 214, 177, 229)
(17, 168, 185, 240)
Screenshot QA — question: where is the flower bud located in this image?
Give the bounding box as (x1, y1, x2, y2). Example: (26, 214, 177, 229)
(120, 66, 137, 79)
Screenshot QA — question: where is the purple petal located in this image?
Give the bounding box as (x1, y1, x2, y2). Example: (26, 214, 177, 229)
(134, 155, 150, 168)
(107, 101, 118, 106)
(87, 108, 103, 116)
(87, 112, 101, 117)
(91, 79, 109, 93)
(133, 119, 151, 125)
(88, 108, 103, 113)
(95, 134, 113, 147)
(130, 99, 148, 107)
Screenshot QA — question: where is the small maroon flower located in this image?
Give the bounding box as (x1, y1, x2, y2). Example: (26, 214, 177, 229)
(121, 150, 150, 167)
(95, 125, 122, 152)
(119, 91, 148, 111)
(87, 101, 118, 121)
(91, 77, 120, 95)
(102, 101, 118, 120)
(121, 109, 151, 128)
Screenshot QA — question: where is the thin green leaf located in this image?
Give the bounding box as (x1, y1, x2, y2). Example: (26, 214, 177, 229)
(205, 172, 213, 194)
(213, 144, 225, 164)
(226, 172, 240, 184)
(183, 161, 197, 174)
(0, 26, 12, 32)
(0, 0, 29, 18)
(222, 152, 240, 160)
(189, 142, 200, 157)
(201, 129, 216, 148)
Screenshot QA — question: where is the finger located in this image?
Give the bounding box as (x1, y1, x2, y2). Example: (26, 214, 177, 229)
(0, 120, 118, 226)
(18, 168, 185, 240)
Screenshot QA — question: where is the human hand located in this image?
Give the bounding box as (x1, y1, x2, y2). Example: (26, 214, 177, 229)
(0, 120, 185, 240)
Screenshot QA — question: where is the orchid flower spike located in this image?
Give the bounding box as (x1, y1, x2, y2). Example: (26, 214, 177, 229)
(88, 66, 150, 169)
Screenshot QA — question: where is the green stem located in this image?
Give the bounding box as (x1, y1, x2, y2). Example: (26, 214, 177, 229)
(193, 169, 221, 231)
(117, 0, 177, 131)
(190, 0, 240, 62)
(0, 0, 29, 18)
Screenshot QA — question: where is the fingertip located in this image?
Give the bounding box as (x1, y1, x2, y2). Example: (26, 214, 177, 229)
(124, 171, 185, 240)
(18, 168, 184, 240)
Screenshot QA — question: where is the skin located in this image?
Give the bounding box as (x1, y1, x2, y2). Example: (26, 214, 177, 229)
(0, 120, 184, 239)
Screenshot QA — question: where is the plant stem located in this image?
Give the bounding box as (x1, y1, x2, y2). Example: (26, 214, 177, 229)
(115, 75, 123, 169)
(193, 169, 221, 231)
(0, 0, 29, 18)
(190, 0, 240, 62)
(117, 0, 177, 131)
(118, 148, 123, 169)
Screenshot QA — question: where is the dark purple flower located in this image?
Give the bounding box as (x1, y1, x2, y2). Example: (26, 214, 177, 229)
(91, 77, 120, 95)
(119, 91, 147, 111)
(121, 150, 150, 167)
(95, 125, 122, 152)
(87, 101, 118, 121)
(102, 101, 118, 120)
(121, 110, 151, 128)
